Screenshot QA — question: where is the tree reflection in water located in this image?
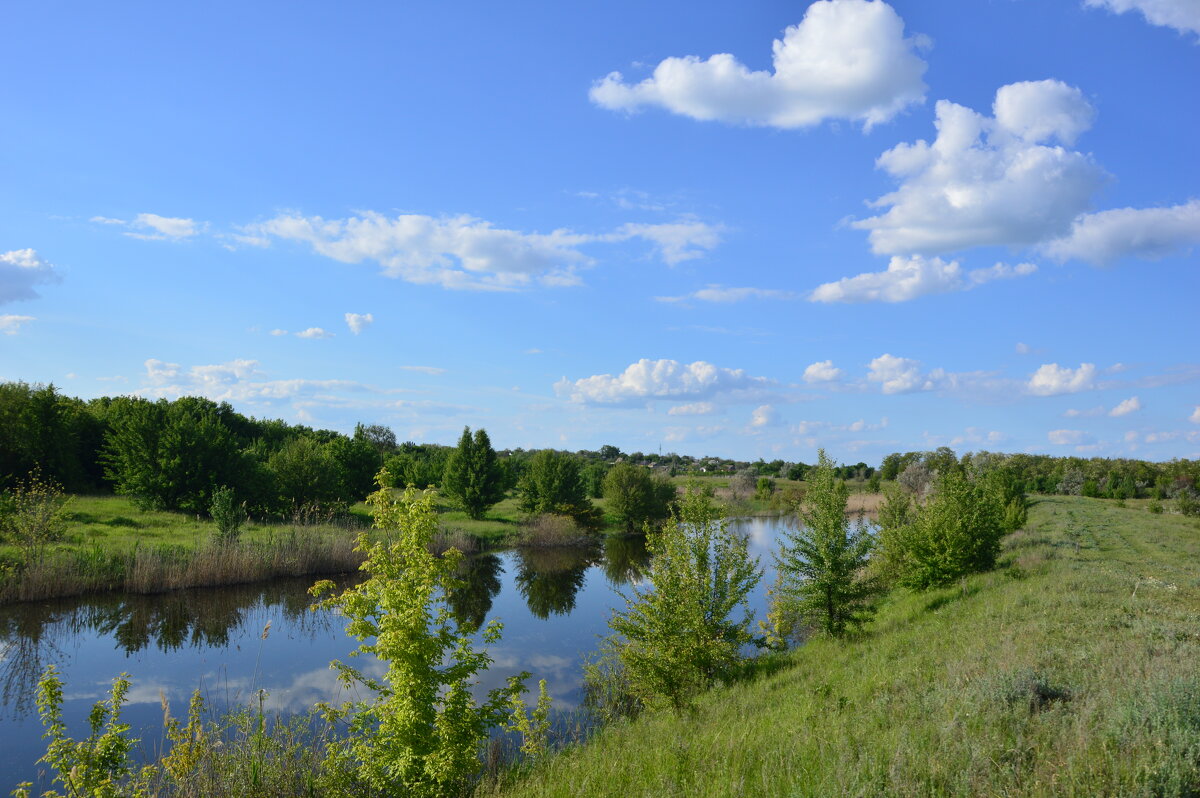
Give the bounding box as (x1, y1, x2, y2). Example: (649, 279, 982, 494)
(513, 545, 598, 619)
(0, 577, 342, 716)
(447, 553, 503, 630)
(601, 534, 652, 588)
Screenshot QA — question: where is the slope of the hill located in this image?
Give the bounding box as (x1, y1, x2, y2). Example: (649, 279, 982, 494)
(489, 496, 1200, 797)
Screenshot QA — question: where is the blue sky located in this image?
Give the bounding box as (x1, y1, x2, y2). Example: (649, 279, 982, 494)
(2, 0, 1198, 463)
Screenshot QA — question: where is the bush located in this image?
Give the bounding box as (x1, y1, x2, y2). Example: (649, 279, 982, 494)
(209, 485, 243, 544)
(605, 489, 761, 712)
(0, 470, 70, 565)
(882, 469, 1005, 590)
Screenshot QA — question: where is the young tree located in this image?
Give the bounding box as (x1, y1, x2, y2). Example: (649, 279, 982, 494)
(883, 468, 1005, 590)
(769, 449, 877, 642)
(606, 489, 761, 712)
(516, 450, 597, 526)
(311, 478, 528, 796)
(602, 463, 675, 532)
(442, 427, 506, 520)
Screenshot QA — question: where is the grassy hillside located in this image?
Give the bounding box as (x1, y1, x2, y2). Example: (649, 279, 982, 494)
(488, 496, 1200, 797)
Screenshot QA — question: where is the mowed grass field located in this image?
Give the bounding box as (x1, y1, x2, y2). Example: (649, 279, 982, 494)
(487, 496, 1200, 798)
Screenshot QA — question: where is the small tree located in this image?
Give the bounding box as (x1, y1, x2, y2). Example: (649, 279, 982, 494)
(606, 489, 761, 712)
(311, 475, 528, 797)
(516, 450, 599, 528)
(602, 463, 675, 533)
(769, 450, 877, 642)
(208, 485, 243, 545)
(442, 427, 506, 520)
(884, 468, 1005, 590)
(1, 470, 70, 565)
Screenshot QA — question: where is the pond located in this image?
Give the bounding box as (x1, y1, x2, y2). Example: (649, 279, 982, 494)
(0, 516, 798, 787)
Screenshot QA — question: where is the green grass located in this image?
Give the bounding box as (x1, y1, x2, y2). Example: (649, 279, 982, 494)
(487, 496, 1200, 797)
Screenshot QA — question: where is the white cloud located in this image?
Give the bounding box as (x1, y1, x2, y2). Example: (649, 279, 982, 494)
(1043, 200, 1200, 263)
(1048, 429, 1093, 445)
(1190, 406, 1200, 424)
(399, 366, 446, 375)
(1084, 0, 1200, 37)
(555, 358, 770, 404)
(1109, 396, 1142, 417)
(614, 221, 722, 265)
(853, 80, 1105, 255)
(750, 404, 781, 428)
(269, 329, 288, 336)
(657, 284, 798, 303)
(866, 353, 930, 394)
(245, 212, 720, 291)
(809, 255, 1036, 303)
(0, 314, 34, 334)
(590, 0, 928, 130)
(94, 213, 202, 241)
(0, 249, 59, 305)
(345, 312, 374, 335)
(668, 402, 716, 416)
(1027, 362, 1098, 395)
(1064, 406, 1105, 418)
(803, 360, 843, 384)
(295, 327, 333, 339)
(1015, 342, 1032, 355)
(144, 358, 181, 383)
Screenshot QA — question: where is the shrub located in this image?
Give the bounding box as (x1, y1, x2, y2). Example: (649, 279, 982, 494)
(209, 485, 243, 544)
(605, 489, 761, 712)
(0, 470, 70, 565)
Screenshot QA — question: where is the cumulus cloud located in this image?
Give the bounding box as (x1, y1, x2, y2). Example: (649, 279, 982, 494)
(345, 313, 374, 335)
(1109, 396, 1142, 417)
(1084, 0, 1200, 37)
(866, 353, 930, 394)
(1043, 200, 1200, 263)
(555, 358, 771, 404)
(1027, 362, 1098, 395)
(809, 255, 1036, 303)
(139, 358, 392, 409)
(803, 360, 843, 384)
(657, 284, 798, 303)
(245, 212, 721, 291)
(0, 314, 34, 335)
(295, 327, 334, 339)
(590, 0, 928, 130)
(853, 80, 1105, 255)
(750, 404, 781, 428)
(1190, 406, 1200, 424)
(0, 249, 60, 305)
(1048, 429, 1094, 445)
(668, 402, 716, 416)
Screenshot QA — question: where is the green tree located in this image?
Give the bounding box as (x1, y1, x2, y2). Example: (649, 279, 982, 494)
(883, 468, 1005, 590)
(267, 435, 341, 511)
(311, 478, 527, 797)
(606, 489, 761, 712)
(603, 463, 676, 532)
(516, 450, 597, 527)
(768, 450, 877, 642)
(442, 427, 506, 520)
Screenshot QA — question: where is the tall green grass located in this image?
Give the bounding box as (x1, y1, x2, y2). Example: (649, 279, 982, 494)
(486, 496, 1200, 797)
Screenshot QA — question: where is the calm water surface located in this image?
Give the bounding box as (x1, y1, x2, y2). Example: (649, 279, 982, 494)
(0, 516, 796, 786)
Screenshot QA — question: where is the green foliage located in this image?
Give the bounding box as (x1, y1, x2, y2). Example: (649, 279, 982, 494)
(605, 489, 761, 712)
(1, 470, 71, 565)
(769, 450, 877, 642)
(384, 442, 450, 489)
(516, 450, 598, 529)
(1177, 489, 1200, 517)
(602, 463, 675, 532)
(1149, 499, 1165, 514)
(754, 476, 775, 500)
(13, 666, 153, 798)
(310, 475, 528, 796)
(209, 485, 243, 544)
(442, 427, 507, 521)
(884, 468, 1005, 590)
(267, 436, 342, 511)
(507, 679, 553, 759)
